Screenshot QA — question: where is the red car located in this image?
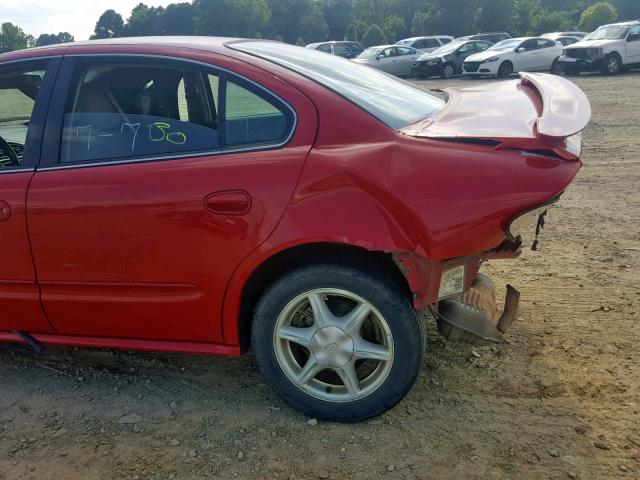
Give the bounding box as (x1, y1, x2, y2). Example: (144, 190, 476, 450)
(0, 37, 590, 421)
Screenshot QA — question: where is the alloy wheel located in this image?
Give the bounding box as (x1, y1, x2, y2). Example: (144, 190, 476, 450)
(606, 56, 620, 74)
(272, 289, 394, 402)
(442, 64, 455, 79)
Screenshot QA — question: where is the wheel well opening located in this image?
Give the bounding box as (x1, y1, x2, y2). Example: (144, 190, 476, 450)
(236, 243, 413, 351)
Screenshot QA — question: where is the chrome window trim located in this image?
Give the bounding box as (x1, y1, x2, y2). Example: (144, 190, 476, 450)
(37, 142, 286, 171)
(0, 166, 35, 174)
(0, 55, 62, 67)
(47, 52, 298, 171)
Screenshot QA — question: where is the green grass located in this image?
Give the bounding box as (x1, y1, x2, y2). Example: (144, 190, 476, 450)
(0, 89, 34, 122)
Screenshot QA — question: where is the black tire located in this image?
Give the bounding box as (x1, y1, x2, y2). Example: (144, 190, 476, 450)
(550, 58, 561, 75)
(601, 53, 622, 75)
(441, 62, 455, 79)
(251, 262, 424, 422)
(497, 61, 513, 78)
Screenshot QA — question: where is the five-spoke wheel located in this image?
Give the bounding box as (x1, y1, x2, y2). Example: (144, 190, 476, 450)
(252, 262, 424, 421)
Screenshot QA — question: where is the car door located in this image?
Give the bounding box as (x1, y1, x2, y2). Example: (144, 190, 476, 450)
(626, 25, 640, 63)
(513, 39, 539, 71)
(0, 58, 59, 334)
(396, 47, 418, 76)
(376, 47, 400, 74)
(27, 54, 317, 343)
(453, 42, 478, 69)
(534, 39, 560, 70)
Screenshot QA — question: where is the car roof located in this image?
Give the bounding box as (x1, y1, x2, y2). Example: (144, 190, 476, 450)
(399, 36, 451, 42)
(0, 36, 239, 60)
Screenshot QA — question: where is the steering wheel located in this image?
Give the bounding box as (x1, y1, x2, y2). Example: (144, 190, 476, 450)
(0, 136, 20, 167)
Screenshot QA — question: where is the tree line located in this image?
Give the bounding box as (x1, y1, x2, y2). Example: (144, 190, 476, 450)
(1, 0, 639, 53)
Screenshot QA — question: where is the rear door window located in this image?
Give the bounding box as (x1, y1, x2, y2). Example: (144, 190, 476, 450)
(423, 39, 440, 48)
(60, 59, 294, 164)
(61, 64, 219, 163)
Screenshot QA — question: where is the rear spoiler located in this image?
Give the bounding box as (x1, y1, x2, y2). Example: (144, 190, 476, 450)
(401, 73, 592, 159)
(520, 72, 591, 138)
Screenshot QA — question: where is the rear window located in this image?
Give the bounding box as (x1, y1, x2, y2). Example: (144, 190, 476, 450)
(230, 41, 445, 130)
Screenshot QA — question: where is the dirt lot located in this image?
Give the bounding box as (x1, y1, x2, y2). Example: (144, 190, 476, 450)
(1, 73, 639, 480)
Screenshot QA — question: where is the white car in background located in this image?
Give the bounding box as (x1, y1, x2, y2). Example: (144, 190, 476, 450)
(559, 21, 640, 75)
(395, 36, 454, 53)
(462, 37, 563, 77)
(352, 45, 418, 76)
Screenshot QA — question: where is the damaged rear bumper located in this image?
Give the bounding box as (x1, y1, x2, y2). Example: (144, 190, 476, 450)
(434, 273, 520, 346)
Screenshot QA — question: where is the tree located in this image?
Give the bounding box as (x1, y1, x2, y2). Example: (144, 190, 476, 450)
(194, 0, 270, 38)
(35, 33, 60, 47)
(162, 3, 195, 35)
(264, 0, 311, 43)
(612, 0, 640, 20)
(92, 10, 125, 39)
(533, 10, 573, 34)
(345, 20, 367, 41)
(579, 2, 618, 32)
(382, 14, 407, 43)
(352, 0, 390, 26)
(0, 23, 34, 52)
(320, 0, 353, 40)
(299, 5, 330, 43)
(126, 3, 166, 36)
(361, 24, 387, 47)
(57, 32, 75, 43)
(474, 0, 516, 33)
(411, 11, 433, 36)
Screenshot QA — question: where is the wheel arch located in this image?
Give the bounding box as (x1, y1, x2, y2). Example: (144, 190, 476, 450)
(227, 242, 413, 352)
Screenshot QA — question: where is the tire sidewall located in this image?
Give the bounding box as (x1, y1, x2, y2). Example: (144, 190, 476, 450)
(601, 54, 621, 75)
(251, 264, 423, 422)
(497, 61, 513, 78)
(441, 62, 455, 79)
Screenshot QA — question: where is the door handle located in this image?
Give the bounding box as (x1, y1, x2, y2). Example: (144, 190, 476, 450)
(0, 201, 10, 222)
(204, 190, 251, 216)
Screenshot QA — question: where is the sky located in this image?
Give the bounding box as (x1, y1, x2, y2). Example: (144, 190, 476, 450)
(1, 0, 175, 41)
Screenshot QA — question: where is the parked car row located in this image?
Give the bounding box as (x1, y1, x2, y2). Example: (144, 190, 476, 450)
(308, 22, 640, 78)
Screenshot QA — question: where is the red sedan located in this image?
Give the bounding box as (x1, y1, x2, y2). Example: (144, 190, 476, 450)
(0, 37, 590, 421)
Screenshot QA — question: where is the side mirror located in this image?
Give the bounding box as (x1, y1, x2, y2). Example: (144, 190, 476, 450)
(516, 47, 526, 53)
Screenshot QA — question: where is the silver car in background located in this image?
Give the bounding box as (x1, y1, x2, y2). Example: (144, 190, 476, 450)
(352, 45, 418, 76)
(395, 36, 454, 53)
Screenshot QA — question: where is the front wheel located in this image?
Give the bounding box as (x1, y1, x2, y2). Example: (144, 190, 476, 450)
(601, 53, 622, 75)
(497, 61, 513, 78)
(441, 62, 455, 79)
(550, 58, 562, 75)
(252, 263, 424, 422)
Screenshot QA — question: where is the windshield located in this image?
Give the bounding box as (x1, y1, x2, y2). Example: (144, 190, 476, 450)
(489, 39, 520, 51)
(585, 25, 630, 40)
(357, 47, 384, 60)
(430, 41, 463, 55)
(230, 41, 446, 130)
(396, 40, 412, 46)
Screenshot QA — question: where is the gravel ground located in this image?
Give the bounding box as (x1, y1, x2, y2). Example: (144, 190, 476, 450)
(1, 73, 639, 480)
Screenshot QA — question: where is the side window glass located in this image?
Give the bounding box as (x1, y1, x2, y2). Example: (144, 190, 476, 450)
(458, 43, 473, 54)
(317, 44, 332, 53)
(334, 44, 351, 56)
(520, 40, 537, 51)
(0, 66, 46, 168)
(61, 64, 219, 163)
(424, 39, 440, 48)
(476, 42, 489, 52)
(223, 78, 290, 147)
(440, 38, 452, 44)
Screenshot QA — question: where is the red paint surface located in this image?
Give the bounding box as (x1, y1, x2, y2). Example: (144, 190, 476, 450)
(0, 38, 587, 355)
